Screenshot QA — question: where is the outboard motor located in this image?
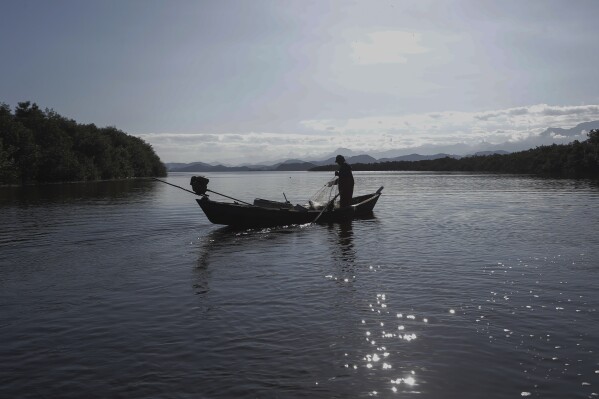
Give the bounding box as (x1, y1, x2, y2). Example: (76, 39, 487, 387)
(190, 176, 210, 195)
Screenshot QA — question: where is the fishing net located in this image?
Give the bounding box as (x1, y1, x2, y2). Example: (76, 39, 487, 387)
(307, 178, 339, 209)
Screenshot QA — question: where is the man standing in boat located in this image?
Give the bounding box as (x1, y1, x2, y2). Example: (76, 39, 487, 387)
(334, 155, 354, 208)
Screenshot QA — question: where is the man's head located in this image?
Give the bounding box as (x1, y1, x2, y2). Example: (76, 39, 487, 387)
(335, 155, 345, 164)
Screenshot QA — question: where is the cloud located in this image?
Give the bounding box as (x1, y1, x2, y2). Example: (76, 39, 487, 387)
(351, 31, 428, 64)
(302, 104, 599, 140)
(539, 104, 599, 116)
(298, 103, 599, 157)
(141, 104, 599, 163)
(139, 131, 347, 164)
(508, 107, 529, 116)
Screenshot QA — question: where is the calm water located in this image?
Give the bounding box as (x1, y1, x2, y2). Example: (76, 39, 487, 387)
(1, 172, 598, 398)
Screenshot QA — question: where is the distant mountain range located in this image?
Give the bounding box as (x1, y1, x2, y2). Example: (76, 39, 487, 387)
(166, 120, 599, 172)
(166, 152, 481, 172)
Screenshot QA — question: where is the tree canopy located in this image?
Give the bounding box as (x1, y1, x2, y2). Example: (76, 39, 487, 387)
(0, 102, 166, 184)
(311, 130, 599, 179)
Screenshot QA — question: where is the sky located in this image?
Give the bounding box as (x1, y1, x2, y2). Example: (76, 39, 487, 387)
(2, 0, 599, 164)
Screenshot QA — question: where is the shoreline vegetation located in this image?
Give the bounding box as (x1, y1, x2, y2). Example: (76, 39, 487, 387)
(0, 102, 166, 185)
(2, 100, 598, 185)
(311, 130, 599, 179)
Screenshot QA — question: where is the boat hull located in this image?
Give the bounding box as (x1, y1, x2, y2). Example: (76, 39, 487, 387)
(196, 188, 382, 228)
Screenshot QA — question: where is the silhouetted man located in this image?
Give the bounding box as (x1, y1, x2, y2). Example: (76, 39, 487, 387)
(335, 155, 354, 208)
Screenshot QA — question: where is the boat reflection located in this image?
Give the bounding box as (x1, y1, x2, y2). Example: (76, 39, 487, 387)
(321, 221, 357, 286)
(330, 221, 355, 264)
(194, 215, 379, 295)
(196, 227, 238, 270)
(326, 213, 379, 271)
(193, 224, 311, 295)
(194, 227, 239, 295)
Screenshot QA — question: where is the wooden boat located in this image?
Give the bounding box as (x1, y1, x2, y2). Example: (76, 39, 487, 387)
(196, 187, 383, 228)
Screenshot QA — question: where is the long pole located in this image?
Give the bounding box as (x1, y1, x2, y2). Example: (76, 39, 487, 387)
(152, 178, 253, 206)
(152, 177, 198, 196)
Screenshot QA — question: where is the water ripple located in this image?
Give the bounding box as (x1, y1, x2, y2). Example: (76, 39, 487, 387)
(1, 173, 599, 398)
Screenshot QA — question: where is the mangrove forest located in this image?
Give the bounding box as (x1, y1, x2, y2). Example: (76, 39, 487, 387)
(0, 102, 166, 184)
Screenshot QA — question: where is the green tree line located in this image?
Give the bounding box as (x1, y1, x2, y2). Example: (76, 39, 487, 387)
(311, 130, 599, 179)
(0, 102, 167, 184)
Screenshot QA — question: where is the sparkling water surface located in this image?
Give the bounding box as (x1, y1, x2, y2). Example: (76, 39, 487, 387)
(1, 172, 598, 398)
